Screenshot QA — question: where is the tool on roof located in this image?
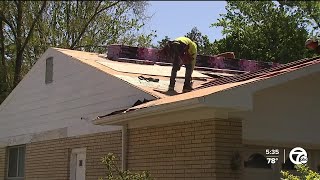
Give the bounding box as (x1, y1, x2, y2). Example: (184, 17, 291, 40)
(138, 76, 159, 82)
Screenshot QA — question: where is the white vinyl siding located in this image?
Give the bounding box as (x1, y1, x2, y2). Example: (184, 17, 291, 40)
(0, 48, 155, 145)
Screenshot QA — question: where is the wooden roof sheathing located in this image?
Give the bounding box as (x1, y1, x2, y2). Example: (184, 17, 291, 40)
(96, 60, 208, 78)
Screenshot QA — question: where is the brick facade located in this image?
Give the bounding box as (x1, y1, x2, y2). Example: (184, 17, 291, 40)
(128, 118, 242, 179)
(0, 147, 6, 180)
(1, 118, 242, 180)
(25, 131, 122, 180)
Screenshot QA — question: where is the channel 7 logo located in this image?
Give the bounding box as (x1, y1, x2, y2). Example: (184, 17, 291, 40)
(289, 147, 308, 165)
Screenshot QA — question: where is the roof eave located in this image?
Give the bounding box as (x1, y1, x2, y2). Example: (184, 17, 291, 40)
(93, 97, 206, 126)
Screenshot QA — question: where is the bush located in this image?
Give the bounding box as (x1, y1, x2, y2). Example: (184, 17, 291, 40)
(281, 164, 320, 180)
(99, 153, 153, 180)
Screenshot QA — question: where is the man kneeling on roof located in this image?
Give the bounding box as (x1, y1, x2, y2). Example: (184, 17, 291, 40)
(162, 37, 197, 93)
(305, 37, 320, 54)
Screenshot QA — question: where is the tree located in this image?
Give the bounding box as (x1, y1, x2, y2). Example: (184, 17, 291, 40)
(155, 35, 170, 49)
(0, 1, 47, 88)
(185, 27, 215, 56)
(28, 1, 155, 55)
(212, 1, 312, 63)
(279, 1, 320, 37)
(99, 153, 153, 180)
(281, 164, 320, 180)
(0, 1, 155, 104)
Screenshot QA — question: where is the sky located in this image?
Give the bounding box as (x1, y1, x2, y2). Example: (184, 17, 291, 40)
(144, 1, 227, 45)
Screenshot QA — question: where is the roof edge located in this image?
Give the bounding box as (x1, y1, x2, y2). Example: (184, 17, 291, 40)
(93, 96, 206, 125)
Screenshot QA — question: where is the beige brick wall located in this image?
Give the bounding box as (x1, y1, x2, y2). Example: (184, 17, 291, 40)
(127, 118, 242, 179)
(25, 131, 122, 180)
(0, 147, 6, 180)
(6, 118, 242, 180)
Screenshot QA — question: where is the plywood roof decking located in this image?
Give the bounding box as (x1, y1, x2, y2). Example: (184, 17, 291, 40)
(96, 60, 208, 78)
(55, 48, 214, 98)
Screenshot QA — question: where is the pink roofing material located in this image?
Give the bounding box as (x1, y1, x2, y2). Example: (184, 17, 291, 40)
(107, 45, 281, 72)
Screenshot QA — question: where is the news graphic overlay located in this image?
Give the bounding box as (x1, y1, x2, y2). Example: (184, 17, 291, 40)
(265, 148, 280, 164)
(289, 147, 308, 165)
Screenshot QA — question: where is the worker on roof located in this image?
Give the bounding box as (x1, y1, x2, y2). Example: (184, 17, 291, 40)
(161, 36, 197, 92)
(305, 37, 320, 54)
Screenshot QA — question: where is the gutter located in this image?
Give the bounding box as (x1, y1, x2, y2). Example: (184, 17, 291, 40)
(93, 96, 206, 125)
(121, 124, 127, 171)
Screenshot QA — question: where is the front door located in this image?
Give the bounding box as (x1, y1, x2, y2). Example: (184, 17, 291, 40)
(70, 148, 86, 180)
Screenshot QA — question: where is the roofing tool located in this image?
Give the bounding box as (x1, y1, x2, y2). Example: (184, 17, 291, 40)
(138, 75, 159, 82)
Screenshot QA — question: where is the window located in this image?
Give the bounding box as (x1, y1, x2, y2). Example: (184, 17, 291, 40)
(244, 153, 271, 169)
(45, 57, 53, 84)
(7, 146, 25, 179)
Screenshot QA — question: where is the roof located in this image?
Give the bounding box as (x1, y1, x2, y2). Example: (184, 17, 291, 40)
(196, 57, 320, 90)
(54, 47, 320, 122)
(95, 56, 320, 120)
(55, 48, 217, 98)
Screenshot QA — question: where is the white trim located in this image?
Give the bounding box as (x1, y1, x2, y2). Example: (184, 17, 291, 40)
(121, 125, 127, 171)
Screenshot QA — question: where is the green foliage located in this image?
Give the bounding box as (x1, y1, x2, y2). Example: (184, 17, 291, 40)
(185, 27, 215, 56)
(155, 35, 170, 49)
(0, 1, 155, 104)
(280, 1, 320, 37)
(99, 153, 153, 180)
(212, 1, 315, 63)
(281, 164, 320, 180)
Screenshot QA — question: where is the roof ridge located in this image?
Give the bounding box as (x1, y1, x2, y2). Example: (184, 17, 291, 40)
(196, 56, 320, 90)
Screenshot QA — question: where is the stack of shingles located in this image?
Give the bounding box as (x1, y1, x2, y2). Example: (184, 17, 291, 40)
(118, 45, 138, 59)
(108, 44, 138, 60)
(106, 44, 280, 72)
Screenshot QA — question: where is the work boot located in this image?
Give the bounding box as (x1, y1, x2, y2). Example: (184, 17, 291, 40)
(168, 86, 175, 91)
(182, 84, 193, 93)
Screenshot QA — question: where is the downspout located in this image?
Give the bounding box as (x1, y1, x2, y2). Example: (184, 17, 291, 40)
(121, 124, 128, 171)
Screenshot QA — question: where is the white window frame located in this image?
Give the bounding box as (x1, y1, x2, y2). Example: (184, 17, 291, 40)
(7, 145, 26, 180)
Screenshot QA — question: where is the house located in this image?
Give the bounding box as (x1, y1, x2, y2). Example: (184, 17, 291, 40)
(0, 46, 319, 180)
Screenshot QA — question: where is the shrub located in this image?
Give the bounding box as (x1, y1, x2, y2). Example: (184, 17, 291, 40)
(281, 164, 320, 180)
(99, 153, 153, 180)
